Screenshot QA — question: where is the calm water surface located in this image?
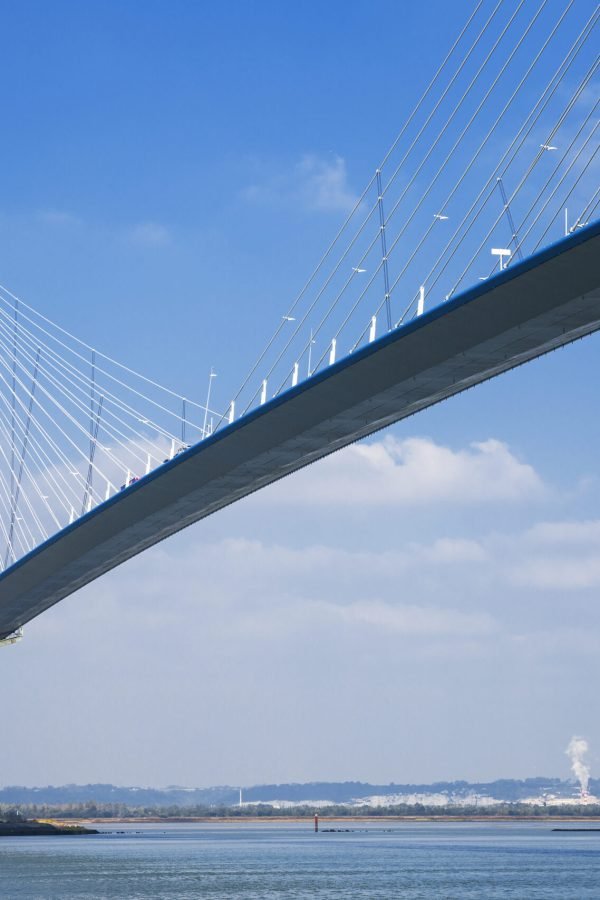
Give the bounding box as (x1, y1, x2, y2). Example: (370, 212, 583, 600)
(1, 821, 600, 898)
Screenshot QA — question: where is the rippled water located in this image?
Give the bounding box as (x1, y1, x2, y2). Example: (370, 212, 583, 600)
(2, 821, 600, 898)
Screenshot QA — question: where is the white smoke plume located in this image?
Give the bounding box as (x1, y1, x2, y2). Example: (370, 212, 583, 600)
(566, 736, 591, 795)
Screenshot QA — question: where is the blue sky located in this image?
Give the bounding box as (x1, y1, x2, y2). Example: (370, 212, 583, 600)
(1, 0, 600, 788)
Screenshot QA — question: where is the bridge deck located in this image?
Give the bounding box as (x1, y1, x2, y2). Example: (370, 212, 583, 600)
(1, 221, 600, 638)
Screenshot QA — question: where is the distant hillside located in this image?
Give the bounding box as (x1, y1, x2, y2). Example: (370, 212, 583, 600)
(0, 778, 593, 807)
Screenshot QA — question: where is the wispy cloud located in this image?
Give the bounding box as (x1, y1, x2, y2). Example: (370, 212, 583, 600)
(509, 519, 600, 590)
(242, 154, 359, 213)
(35, 209, 82, 227)
(333, 599, 496, 637)
(125, 221, 171, 247)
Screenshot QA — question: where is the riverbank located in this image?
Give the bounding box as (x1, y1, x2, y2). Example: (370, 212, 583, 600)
(0, 819, 98, 836)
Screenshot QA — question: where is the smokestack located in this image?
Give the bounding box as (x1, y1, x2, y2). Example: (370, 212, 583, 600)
(239, 788, 243, 808)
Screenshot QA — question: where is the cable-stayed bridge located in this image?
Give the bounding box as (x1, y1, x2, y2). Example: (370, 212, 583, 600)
(0, 0, 598, 643)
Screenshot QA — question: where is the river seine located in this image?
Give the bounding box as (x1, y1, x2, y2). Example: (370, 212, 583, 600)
(1, 821, 600, 898)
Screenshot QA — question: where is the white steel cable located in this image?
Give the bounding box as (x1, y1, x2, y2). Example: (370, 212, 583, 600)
(529, 139, 600, 254)
(0, 388, 97, 515)
(572, 183, 600, 229)
(0, 316, 171, 466)
(0, 477, 18, 564)
(225, 0, 488, 413)
(0, 370, 102, 513)
(0, 403, 60, 530)
(260, 0, 517, 400)
(0, 307, 182, 450)
(0, 383, 92, 515)
(0, 329, 149, 482)
(0, 401, 71, 524)
(0, 468, 30, 560)
(584, 193, 600, 221)
(446, 56, 599, 297)
(0, 285, 217, 419)
(0, 287, 219, 428)
(0, 349, 124, 491)
(0, 429, 47, 550)
(261, 5, 525, 397)
(321, 0, 561, 360)
(507, 110, 599, 259)
(395, 9, 599, 320)
(0, 363, 95, 507)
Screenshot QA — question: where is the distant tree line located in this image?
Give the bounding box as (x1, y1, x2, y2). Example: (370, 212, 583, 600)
(3, 801, 600, 819)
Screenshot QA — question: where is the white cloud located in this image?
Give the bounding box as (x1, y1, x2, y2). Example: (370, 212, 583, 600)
(242, 154, 359, 213)
(125, 221, 171, 246)
(12, 434, 600, 787)
(261, 435, 544, 506)
(506, 519, 600, 590)
(334, 599, 496, 636)
(35, 209, 82, 227)
(510, 556, 600, 590)
(416, 537, 488, 564)
(295, 155, 358, 212)
(524, 520, 600, 546)
(44, 532, 497, 649)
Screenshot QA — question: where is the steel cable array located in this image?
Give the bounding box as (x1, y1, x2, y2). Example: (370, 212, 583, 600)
(0, 0, 598, 570)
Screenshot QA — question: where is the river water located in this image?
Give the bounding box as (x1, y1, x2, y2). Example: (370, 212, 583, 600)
(1, 821, 600, 898)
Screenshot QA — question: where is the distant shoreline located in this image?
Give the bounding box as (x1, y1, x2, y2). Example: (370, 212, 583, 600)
(56, 815, 600, 825)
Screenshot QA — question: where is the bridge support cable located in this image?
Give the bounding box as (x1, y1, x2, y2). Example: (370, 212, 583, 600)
(224, 1, 488, 420)
(262, 0, 521, 399)
(584, 194, 600, 225)
(497, 177, 523, 262)
(0, 4, 598, 571)
(0, 303, 191, 452)
(5, 349, 42, 567)
(1, 223, 599, 639)
(273, 0, 579, 388)
(8, 297, 18, 556)
(0, 352, 102, 513)
(0, 336, 125, 503)
(502, 102, 600, 264)
(87, 350, 96, 509)
(392, 7, 599, 320)
(434, 55, 599, 299)
(528, 141, 600, 257)
(507, 114, 600, 263)
(0, 284, 218, 438)
(0, 327, 137, 480)
(447, 57, 600, 294)
(0, 455, 29, 561)
(0, 318, 179, 470)
(0, 305, 193, 468)
(572, 185, 600, 232)
(412, 52, 599, 299)
(0, 484, 18, 565)
(376, 170, 392, 331)
(346, 6, 594, 361)
(82, 395, 104, 516)
(0, 384, 78, 522)
(0, 420, 46, 558)
(339, 0, 568, 346)
(0, 366, 88, 524)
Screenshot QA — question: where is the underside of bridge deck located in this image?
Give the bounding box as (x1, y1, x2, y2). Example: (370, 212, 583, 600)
(1, 221, 599, 638)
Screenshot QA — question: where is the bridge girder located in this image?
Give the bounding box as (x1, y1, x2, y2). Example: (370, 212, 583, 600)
(1, 222, 599, 639)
